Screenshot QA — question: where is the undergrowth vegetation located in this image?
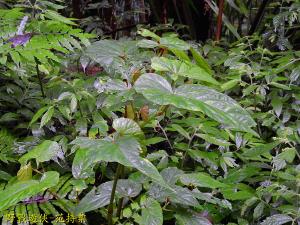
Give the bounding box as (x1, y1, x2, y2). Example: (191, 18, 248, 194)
(0, 1, 299, 225)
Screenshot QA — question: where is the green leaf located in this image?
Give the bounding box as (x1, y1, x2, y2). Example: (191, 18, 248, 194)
(138, 29, 160, 41)
(260, 214, 293, 225)
(17, 163, 32, 181)
(140, 198, 163, 225)
(75, 179, 142, 214)
(71, 138, 131, 178)
(151, 57, 218, 85)
(175, 210, 212, 225)
(29, 106, 48, 127)
(40, 106, 54, 128)
(116, 137, 169, 189)
(196, 133, 231, 146)
(190, 47, 213, 75)
(19, 140, 61, 166)
(170, 124, 190, 139)
(180, 172, 227, 188)
(269, 82, 291, 90)
(71, 137, 171, 190)
(221, 79, 239, 91)
(137, 39, 159, 49)
(0, 171, 59, 211)
(112, 118, 142, 136)
(253, 202, 264, 219)
(44, 10, 76, 25)
(135, 73, 256, 133)
(160, 36, 190, 51)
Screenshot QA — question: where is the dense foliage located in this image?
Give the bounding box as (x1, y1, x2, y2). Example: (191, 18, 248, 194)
(0, 0, 299, 225)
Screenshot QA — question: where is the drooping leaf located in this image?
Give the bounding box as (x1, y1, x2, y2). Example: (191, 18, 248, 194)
(135, 73, 256, 133)
(75, 179, 142, 214)
(19, 140, 62, 166)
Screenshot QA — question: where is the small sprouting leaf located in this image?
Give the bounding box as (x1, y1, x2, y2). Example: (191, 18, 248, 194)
(140, 198, 163, 225)
(40, 106, 54, 128)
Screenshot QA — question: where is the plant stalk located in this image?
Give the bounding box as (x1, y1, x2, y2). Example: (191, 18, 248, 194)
(34, 57, 45, 98)
(107, 163, 123, 225)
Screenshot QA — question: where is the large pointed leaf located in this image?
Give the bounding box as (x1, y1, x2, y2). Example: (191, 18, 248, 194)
(19, 140, 62, 166)
(71, 137, 171, 190)
(140, 198, 163, 225)
(135, 73, 256, 133)
(71, 138, 131, 179)
(0, 171, 59, 211)
(116, 137, 169, 188)
(75, 179, 141, 214)
(151, 57, 218, 85)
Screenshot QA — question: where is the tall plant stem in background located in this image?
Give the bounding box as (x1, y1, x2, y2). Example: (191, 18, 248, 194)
(34, 57, 45, 98)
(107, 163, 123, 225)
(216, 0, 225, 41)
(248, 0, 270, 35)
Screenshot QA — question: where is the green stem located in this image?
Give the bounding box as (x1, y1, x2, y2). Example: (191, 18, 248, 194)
(116, 166, 125, 218)
(34, 57, 45, 98)
(107, 163, 122, 225)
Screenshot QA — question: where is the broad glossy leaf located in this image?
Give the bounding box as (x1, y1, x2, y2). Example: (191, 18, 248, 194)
(0, 171, 59, 211)
(71, 138, 131, 178)
(19, 140, 62, 166)
(140, 198, 163, 225)
(112, 118, 142, 135)
(71, 137, 170, 190)
(180, 172, 227, 188)
(135, 73, 256, 133)
(260, 214, 293, 225)
(75, 179, 142, 214)
(175, 210, 212, 225)
(151, 57, 218, 85)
